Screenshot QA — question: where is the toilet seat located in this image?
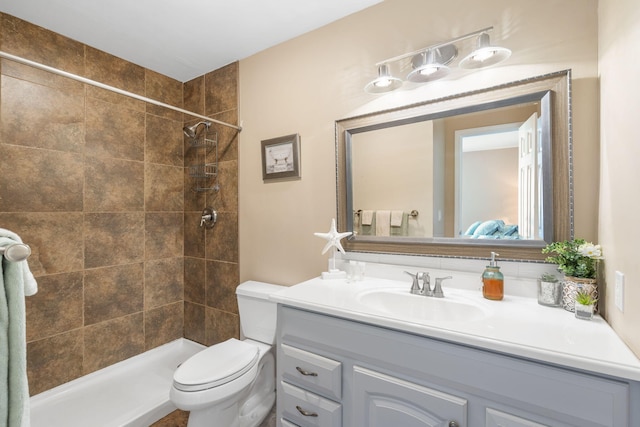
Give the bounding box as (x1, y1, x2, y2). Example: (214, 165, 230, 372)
(173, 338, 259, 392)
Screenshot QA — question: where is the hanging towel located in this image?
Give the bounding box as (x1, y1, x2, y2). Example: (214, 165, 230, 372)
(360, 210, 374, 226)
(390, 213, 409, 236)
(390, 210, 404, 227)
(375, 210, 391, 236)
(0, 230, 35, 427)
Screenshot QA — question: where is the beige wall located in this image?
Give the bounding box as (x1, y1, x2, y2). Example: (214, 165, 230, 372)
(598, 0, 640, 356)
(239, 0, 599, 285)
(352, 121, 433, 237)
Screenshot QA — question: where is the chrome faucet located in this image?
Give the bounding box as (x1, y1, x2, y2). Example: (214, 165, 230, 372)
(405, 271, 451, 297)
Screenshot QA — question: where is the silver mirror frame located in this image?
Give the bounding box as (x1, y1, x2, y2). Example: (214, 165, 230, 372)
(336, 70, 572, 261)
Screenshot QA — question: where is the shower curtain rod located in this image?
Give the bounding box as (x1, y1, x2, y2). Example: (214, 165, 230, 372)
(0, 50, 243, 132)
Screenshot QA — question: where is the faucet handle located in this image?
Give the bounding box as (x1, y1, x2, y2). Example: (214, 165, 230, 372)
(404, 271, 422, 294)
(433, 276, 452, 298)
(420, 272, 432, 296)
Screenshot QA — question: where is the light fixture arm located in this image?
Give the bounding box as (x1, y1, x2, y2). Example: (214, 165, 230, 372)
(374, 26, 494, 67)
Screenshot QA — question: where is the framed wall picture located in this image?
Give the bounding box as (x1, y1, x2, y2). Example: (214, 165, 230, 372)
(261, 133, 301, 180)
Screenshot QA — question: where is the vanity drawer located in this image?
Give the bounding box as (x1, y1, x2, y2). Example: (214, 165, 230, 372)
(486, 408, 548, 427)
(281, 381, 342, 427)
(281, 343, 342, 400)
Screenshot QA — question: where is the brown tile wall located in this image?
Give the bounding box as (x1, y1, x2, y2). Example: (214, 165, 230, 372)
(0, 14, 189, 395)
(183, 63, 241, 347)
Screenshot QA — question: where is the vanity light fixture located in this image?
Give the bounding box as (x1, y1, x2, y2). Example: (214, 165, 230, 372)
(406, 46, 456, 83)
(459, 32, 512, 69)
(364, 26, 511, 94)
(363, 64, 403, 93)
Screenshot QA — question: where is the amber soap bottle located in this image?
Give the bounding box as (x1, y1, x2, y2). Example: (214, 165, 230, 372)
(482, 251, 504, 300)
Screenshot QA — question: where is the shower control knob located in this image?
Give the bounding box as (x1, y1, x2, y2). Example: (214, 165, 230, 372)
(200, 207, 217, 229)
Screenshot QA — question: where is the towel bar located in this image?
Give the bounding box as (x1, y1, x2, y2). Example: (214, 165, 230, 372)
(354, 209, 419, 218)
(0, 243, 31, 262)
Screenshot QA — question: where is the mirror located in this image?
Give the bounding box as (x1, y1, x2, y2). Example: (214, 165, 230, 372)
(336, 71, 572, 261)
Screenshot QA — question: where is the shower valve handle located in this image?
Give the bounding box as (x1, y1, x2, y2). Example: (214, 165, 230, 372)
(200, 208, 217, 228)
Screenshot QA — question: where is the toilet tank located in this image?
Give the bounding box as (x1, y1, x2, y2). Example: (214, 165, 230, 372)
(236, 281, 286, 344)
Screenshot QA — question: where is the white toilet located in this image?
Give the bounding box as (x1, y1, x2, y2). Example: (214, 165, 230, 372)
(170, 281, 285, 427)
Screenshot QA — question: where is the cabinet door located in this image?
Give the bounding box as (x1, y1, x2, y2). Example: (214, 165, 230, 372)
(353, 366, 467, 427)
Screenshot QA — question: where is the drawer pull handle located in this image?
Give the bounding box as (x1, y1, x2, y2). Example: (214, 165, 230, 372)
(296, 405, 319, 417)
(295, 366, 318, 377)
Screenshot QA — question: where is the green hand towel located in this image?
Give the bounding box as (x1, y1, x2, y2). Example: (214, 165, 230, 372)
(1, 243, 30, 427)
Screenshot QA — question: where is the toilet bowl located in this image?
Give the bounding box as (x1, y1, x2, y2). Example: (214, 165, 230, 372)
(170, 281, 284, 427)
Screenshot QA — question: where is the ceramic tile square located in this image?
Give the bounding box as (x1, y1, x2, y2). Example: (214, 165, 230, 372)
(27, 330, 83, 395)
(145, 212, 184, 260)
(83, 313, 145, 374)
(184, 257, 205, 304)
(183, 76, 205, 115)
(184, 212, 206, 258)
(85, 97, 145, 161)
(145, 302, 183, 350)
(204, 62, 238, 115)
(85, 46, 145, 98)
(145, 257, 184, 309)
(1, 76, 84, 153)
(205, 260, 239, 313)
(145, 163, 185, 212)
(205, 211, 238, 262)
(211, 160, 238, 212)
(84, 212, 145, 269)
(145, 69, 183, 121)
(0, 212, 84, 276)
(84, 263, 144, 325)
(205, 307, 239, 346)
(85, 155, 144, 212)
(26, 272, 83, 342)
(184, 302, 206, 345)
(146, 114, 184, 167)
(0, 144, 84, 212)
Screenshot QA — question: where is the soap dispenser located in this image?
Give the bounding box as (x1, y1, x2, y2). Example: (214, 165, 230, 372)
(482, 252, 504, 300)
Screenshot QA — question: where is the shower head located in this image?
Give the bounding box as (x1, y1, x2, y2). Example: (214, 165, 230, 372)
(183, 121, 212, 138)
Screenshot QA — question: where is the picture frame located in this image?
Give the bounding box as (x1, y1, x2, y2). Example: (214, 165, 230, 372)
(261, 133, 301, 180)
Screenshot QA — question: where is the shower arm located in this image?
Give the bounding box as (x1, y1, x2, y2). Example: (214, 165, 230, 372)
(0, 50, 242, 132)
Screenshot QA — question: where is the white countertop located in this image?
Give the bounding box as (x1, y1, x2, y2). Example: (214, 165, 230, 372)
(271, 276, 640, 382)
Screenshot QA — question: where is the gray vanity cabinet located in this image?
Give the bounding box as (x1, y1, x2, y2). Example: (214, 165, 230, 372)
(276, 305, 635, 427)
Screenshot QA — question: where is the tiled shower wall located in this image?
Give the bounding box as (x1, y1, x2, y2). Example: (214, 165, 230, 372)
(0, 13, 240, 396)
(182, 64, 241, 346)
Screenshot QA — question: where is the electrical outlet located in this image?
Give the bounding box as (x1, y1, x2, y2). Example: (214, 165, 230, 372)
(615, 271, 625, 312)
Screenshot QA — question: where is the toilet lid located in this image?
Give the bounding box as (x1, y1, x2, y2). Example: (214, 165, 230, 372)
(173, 338, 259, 392)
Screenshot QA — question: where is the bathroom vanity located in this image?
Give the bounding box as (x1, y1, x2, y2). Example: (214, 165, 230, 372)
(271, 276, 640, 427)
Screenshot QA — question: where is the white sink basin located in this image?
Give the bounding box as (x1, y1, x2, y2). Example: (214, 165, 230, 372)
(356, 288, 490, 323)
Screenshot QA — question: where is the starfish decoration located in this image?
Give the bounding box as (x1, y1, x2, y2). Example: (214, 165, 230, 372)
(314, 218, 352, 255)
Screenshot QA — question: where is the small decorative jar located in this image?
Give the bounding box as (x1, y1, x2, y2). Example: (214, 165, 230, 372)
(574, 290, 596, 320)
(537, 274, 562, 306)
(574, 301, 595, 320)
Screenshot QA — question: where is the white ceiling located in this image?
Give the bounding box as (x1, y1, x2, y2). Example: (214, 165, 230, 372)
(0, 0, 382, 82)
